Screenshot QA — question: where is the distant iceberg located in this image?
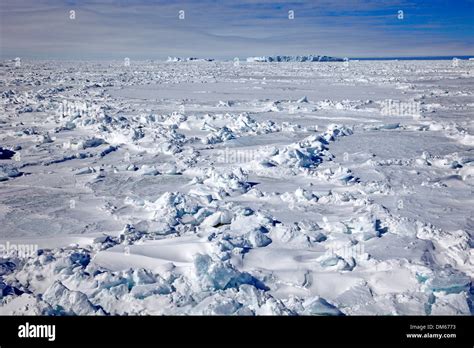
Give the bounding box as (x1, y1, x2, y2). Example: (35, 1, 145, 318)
(167, 57, 215, 62)
(246, 55, 343, 62)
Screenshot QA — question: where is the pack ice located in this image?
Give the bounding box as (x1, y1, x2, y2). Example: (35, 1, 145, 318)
(0, 59, 472, 315)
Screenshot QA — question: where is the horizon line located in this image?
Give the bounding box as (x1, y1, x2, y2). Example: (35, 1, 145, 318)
(2, 55, 474, 62)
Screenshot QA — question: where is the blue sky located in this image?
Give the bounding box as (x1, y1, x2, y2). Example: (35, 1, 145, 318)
(0, 0, 473, 59)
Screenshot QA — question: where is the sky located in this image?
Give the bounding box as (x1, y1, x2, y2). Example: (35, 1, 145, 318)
(0, 0, 473, 60)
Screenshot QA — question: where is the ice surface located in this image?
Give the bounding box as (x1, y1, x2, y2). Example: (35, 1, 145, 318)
(0, 59, 472, 315)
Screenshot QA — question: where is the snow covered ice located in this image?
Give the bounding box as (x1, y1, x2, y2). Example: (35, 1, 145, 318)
(0, 59, 473, 315)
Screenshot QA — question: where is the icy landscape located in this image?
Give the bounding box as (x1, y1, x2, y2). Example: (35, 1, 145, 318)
(0, 58, 473, 315)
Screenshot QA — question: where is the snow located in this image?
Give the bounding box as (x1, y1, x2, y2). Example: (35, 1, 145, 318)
(0, 59, 473, 315)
